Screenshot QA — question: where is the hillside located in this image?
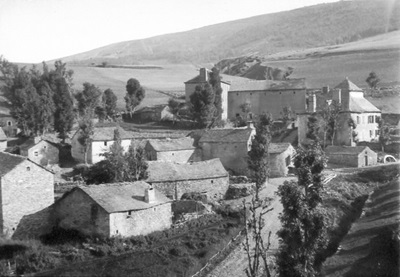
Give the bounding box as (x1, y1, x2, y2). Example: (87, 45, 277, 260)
(60, 0, 400, 65)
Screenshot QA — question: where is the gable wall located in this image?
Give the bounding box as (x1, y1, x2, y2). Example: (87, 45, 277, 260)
(269, 147, 295, 177)
(0, 160, 54, 237)
(156, 149, 195, 163)
(25, 141, 59, 165)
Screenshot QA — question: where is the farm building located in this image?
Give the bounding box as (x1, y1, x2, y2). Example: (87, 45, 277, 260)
(144, 137, 196, 163)
(53, 182, 172, 238)
(325, 145, 378, 168)
(0, 152, 54, 238)
(197, 127, 255, 175)
(19, 137, 59, 166)
(146, 159, 229, 200)
(71, 124, 133, 164)
(269, 143, 296, 177)
(0, 128, 6, 151)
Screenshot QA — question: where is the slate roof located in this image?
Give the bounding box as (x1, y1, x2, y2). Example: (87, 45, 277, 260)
(147, 159, 228, 183)
(348, 96, 381, 113)
(0, 128, 6, 141)
(334, 78, 363, 92)
(199, 128, 254, 143)
(229, 78, 306, 92)
(76, 181, 170, 213)
(325, 146, 372, 155)
(0, 152, 54, 176)
(146, 137, 195, 152)
(269, 143, 293, 154)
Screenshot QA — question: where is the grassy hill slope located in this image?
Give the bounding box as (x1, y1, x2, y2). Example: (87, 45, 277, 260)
(60, 0, 400, 65)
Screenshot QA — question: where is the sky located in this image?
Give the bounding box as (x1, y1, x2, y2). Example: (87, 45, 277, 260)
(0, 0, 340, 63)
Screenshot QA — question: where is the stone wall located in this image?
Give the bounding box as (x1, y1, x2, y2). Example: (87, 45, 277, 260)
(25, 141, 59, 165)
(0, 160, 54, 238)
(109, 203, 172, 237)
(327, 149, 377, 168)
(156, 149, 195, 163)
(53, 189, 110, 237)
(151, 176, 229, 200)
(270, 147, 294, 177)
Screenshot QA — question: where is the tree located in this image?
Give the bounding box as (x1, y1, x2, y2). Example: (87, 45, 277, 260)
(376, 116, 391, 151)
(190, 84, 216, 128)
(209, 67, 223, 126)
(102, 88, 117, 120)
(124, 144, 149, 181)
(99, 128, 126, 181)
(248, 113, 273, 201)
(75, 83, 102, 117)
(348, 117, 358, 145)
(366, 72, 380, 89)
(306, 114, 320, 144)
(319, 101, 342, 147)
(167, 98, 182, 123)
(281, 106, 295, 125)
(124, 78, 145, 115)
(77, 117, 94, 164)
(276, 143, 328, 277)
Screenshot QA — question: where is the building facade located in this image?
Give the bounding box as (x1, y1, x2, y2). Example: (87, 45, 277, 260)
(144, 137, 195, 163)
(20, 138, 59, 166)
(53, 182, 172, 237)
(0, 152, 54, 238)
(269, 143, 296, 177)
(0, 128, 6, 151)
(325, 145, 377, 167)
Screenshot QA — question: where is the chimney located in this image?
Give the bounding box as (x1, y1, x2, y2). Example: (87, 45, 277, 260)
(145, 186, 156, 204)
(199, 68, 208, 82)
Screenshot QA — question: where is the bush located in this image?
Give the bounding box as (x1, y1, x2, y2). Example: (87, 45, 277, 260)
(180, 192, 208, 203)
(72, 163, 89, 176)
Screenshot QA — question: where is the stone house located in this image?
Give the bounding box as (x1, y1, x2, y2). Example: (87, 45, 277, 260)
(0, 128, 6, 151)
(71, 125, 133, 164)
(144, 137, 196, 163)
(53, 181, 172, 237)
(298, 78, 381, 146)
(228, 78, 308, 121)
(146, 158, 229, 200)
(269, 143, 296, 177)
(0, 152, 54, 238)
(19, 138, 59, 165)
(197, 127, 255, 175)
(325, 145, 378, 167)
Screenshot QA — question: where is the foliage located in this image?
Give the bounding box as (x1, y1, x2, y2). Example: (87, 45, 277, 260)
(124, 78, 145, 114)
(167, 98, 182, 122)
(124, 144, 149, 181)
(366, 71, 380, 89)
(276, 143, 328, 277)
(102, 89, 118, 120)
(306, 114, 320, 143)
(209, 67, 223, 127)
(281, 106, 295, 124)
(189, 84, 216, 128)
(248, 113, 273, 201)
(75, 82, 102, 117)
(320, 100, 342, 147)
(376, 116, 391, 151)
(347, 117, 358, 144)
(77, 117, 94, 164)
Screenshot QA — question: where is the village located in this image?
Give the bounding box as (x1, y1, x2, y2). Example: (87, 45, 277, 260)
(0, 60, 399, 276)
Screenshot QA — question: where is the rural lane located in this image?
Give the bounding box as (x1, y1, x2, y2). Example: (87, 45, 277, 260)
(207, 177, 296, 277)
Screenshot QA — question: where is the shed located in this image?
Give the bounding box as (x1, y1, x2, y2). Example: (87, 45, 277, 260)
(325, 145, 378, 168)
(146, 158, 229, 200)
(144, 137, 195, 163)
(53, 181, 172, 237)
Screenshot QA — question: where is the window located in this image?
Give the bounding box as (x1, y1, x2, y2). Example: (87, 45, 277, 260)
(26, 166, 30, 171)
(7, 121, 11, 126)
(211, 180, 214, 184)
(370, 130, 373, 137)
(357, 116, 360, 124)
(375, 130, 380, 136)
(236, 113, 240, 117)
(90, 204, 98, 223)
(104, 141, 108, 146)
(368, 115, 374, 124)
(293, 91, 296, 94)
(127, 211, 132, 218)
(34, 151, 38, 157)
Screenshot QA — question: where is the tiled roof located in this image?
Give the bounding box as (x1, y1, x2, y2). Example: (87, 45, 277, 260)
(325, 146, 371, 155)
(229, 78, 306, 92)
(146, 137, 195, 152)
(349, 96, 381, 113)
(77, 181, 170, 213)
(269, 143, 293, 154)
(0, 152, 54, 176)
(0, 128, 6, 141)
(334, 78, 363, 91)
(92, 126, 132, 141)
(147, 159, 228, 183)
(199, 128, 254, 143)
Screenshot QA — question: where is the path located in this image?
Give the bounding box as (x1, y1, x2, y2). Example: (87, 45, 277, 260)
(207, 177, 295, 277)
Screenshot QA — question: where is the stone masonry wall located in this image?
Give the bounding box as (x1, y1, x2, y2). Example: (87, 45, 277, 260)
(156, 149, 195, 163)
(53, 189, 110, 237)
(109, 203, 172, 237)
(27, 141, 59, 165)
(0, 160, 54, 238)
(151, 176, 229, 200)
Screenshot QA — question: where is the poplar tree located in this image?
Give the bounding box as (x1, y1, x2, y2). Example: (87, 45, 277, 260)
(189, 84, 216, 128)
(124, 78, 145, 115)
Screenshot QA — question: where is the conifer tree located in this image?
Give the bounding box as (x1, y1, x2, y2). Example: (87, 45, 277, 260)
(189, 84, 216, 128)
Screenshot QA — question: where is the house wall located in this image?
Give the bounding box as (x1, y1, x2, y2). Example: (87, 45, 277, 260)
(0, 160, 54, 237)
(270, 147, 295, 178)
(327, 148, 377, 168)
(109, 203, 172, 237)
(0, 141, 6, 152)
(228, 89, 307, 120)
(151, 176, 229, 200)
(156, 150, 195, 163)
(53, 189, 110, 237)
(22, 141, 59, 165)
(90, 139, 131, 164)
(200, 141, 250, 175)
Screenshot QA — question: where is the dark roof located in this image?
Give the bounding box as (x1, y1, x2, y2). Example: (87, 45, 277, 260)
(325, 146, 373, 155)
(269, 143, 293, 154)
(147, 159, 228, 183)
(146, 137, 195, 152)
(348, 96, 381, 113)
(229, 78, 306, 92)
(76, 181, 170, 213)
(334, 78, 363, 91)
(0, 128, 6, 141)
(199, 128, 254, 143)
(0, 152, 54, 176)
(92, 126, 132, 141)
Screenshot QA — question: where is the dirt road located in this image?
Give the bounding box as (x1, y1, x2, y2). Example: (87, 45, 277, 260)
(207, 177, 295, 277)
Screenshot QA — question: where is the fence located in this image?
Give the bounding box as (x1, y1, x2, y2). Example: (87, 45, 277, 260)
(191, 230, 244, 277)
